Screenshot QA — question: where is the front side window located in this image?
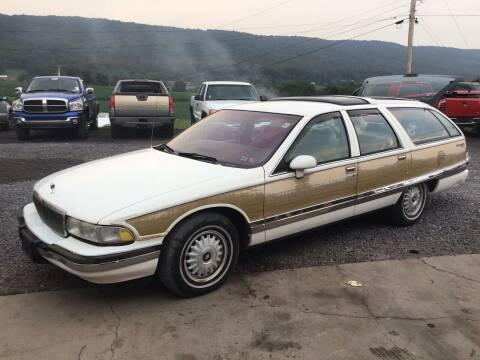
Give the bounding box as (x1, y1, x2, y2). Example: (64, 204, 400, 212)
(166, 110, 301, 168)
(205, 85, 258, 101)
(388, 108, 450, 145)
(277, 112, 350, 173)
(348, 109, 399, 155)
(25, 77, 81, 94)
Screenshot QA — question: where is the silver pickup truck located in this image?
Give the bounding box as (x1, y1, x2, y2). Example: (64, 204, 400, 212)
(109, 80, 175, 138)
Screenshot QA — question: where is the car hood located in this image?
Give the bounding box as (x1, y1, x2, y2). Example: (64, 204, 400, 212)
(207, 100, 258, 110)
(21, 92, 81, 101)
(33, 148, 262, 224)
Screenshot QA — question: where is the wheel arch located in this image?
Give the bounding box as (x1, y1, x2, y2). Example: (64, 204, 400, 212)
(164, 204, 252, 250)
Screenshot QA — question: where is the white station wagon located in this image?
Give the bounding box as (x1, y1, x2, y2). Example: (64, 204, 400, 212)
(19, 96, 469, 297)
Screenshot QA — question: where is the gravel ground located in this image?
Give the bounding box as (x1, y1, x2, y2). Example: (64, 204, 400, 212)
(1, 127, 479, 295)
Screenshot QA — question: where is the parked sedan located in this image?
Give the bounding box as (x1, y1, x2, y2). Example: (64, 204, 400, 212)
(18, 96, 468, 297)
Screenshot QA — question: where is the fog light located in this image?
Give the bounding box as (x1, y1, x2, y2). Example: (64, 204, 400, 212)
(15, 118, 24, 124)
(72, 118, 79, 124)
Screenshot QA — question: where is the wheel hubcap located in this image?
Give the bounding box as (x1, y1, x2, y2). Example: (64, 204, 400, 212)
(403, 185, 425, 219)
(183, 229, 228, 283)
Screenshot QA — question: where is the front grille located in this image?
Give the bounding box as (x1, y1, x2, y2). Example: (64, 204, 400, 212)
(33, 192, 67, 236)
(24, 99, 68, 113)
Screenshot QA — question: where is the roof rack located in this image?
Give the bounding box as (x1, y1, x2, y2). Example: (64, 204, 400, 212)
(368, 96, 418, 101)
(270, 96, 371, 106)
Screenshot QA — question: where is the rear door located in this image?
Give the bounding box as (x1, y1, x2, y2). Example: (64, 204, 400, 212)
(346, 108, 409, 215)
(114, 81, 169, 117)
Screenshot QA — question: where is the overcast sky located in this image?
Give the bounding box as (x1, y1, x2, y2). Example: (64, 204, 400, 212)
(1, 0, 479, 49)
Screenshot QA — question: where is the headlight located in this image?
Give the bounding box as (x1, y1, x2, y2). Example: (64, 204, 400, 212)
(69, 99, 84, 111)
(66, 217, 135, 245)
(12, 100, 23, 112)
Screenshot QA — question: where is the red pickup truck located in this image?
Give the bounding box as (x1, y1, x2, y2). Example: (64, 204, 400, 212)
(438, 83, 480, 131)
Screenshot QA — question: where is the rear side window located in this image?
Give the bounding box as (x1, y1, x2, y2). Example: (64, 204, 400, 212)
(388, 108, 451, 145)
(118, 82, 165, 94)
(348, 109, 399, 155)
(430, 110, 461, 137)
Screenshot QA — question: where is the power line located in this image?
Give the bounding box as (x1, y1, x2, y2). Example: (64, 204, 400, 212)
(260, 19, 407, 68)
(215, 0, 294, 29)
(443, 0, 470, 49)
(417, 15, 444, 47)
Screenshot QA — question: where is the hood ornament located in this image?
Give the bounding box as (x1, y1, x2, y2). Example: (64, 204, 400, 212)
(50, 183, 56, 193)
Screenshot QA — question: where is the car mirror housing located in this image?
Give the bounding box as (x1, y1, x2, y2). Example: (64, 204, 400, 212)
(260, 95, 268, 102)
(86, 87, 95, 94)
(14, 87, 23, 97)
(289, 155, 317, 179)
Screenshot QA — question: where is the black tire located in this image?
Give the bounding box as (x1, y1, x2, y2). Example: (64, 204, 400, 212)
(90, 115, 98, 130)
(164, 123, 174, 138)
(190, 107, 195, 125)
(389, 182, 428, 226)
(74, 118, 89, 139)
(16, 127, 29, 140)
(111, 124, 122, 139)
(201, 112, 207, 119)
(158, 212, 239, 298)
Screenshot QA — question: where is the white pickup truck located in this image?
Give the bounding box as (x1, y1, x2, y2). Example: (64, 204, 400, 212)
(190, 81, 265, 123)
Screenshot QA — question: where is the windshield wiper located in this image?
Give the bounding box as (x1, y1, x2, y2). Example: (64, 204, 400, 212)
(178, 152, 218, 164)
(155, 143, 175, 153)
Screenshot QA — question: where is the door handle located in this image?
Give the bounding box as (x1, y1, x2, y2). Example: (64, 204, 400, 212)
(398, 154, 407, 160)
(345, 166, 357, 175)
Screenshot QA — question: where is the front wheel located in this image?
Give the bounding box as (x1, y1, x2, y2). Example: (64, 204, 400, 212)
(16, 127, 30, 140)
(74, 118, 89, 139)
(389, 182, 427, 226)
(158, 212, 239, 297)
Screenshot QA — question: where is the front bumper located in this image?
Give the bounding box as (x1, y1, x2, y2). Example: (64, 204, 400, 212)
(14, 111, 85, 129)
(110, 116, 174, 129)
(18, 204, 161, 284)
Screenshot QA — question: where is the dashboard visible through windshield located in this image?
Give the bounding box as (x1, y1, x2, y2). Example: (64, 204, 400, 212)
(164, 110, 302, 168)
(25, 77, 81, 94)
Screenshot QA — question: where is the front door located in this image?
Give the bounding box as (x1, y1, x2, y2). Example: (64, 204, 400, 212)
(263, 111, 357, 241)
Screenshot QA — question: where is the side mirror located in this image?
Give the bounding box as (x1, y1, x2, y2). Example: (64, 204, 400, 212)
(194, 94, 202, 101)
(289, 155, 317, 179)
(86, 87, 95, 94)
(259, 95, 268, 102)
(14, 87, 23, 97)
(0, 96, 7, 102)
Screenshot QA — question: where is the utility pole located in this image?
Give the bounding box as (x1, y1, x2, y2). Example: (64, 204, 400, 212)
(405, 0, 417, 74)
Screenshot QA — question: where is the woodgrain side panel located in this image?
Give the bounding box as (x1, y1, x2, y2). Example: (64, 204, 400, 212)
(264, 166, 357, 219)
(357, 153, 409, 194)
(128, 185, 264, 237)
(409, 140, 466, 179)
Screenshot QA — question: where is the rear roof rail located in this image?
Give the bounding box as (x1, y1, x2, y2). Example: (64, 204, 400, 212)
(269, 95, 371, 106)
(367, 96, 419, 102)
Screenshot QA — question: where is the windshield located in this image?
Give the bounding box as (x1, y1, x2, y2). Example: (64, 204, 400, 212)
(206, 85, 258, 101)
(166, 110, 302, 168)
(361, 75, 455, 102)
(25, 77, 81, 93)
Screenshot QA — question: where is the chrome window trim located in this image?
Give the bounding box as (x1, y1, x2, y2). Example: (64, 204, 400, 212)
(267, 110, 357, 177)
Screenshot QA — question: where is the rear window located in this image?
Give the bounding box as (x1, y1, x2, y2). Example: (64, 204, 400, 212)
(117, 82, 165, 94)
(388, 108, 452, 145)
(430, 111, 461, 137)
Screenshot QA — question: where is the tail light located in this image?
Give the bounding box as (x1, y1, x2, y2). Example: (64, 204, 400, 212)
(438, 99, 446, 112)
(169, 96, 175, 116)
(109, 96, 115, 112)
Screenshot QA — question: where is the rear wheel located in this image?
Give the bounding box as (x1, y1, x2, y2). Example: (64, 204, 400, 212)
(190, 107, 195, 125)
(389, 183, 427, 226)
(158, 212, 239, 298)
(16, 127, 29, 140)
(164, 123, 174, 138)
(111, 124, 123, 139)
